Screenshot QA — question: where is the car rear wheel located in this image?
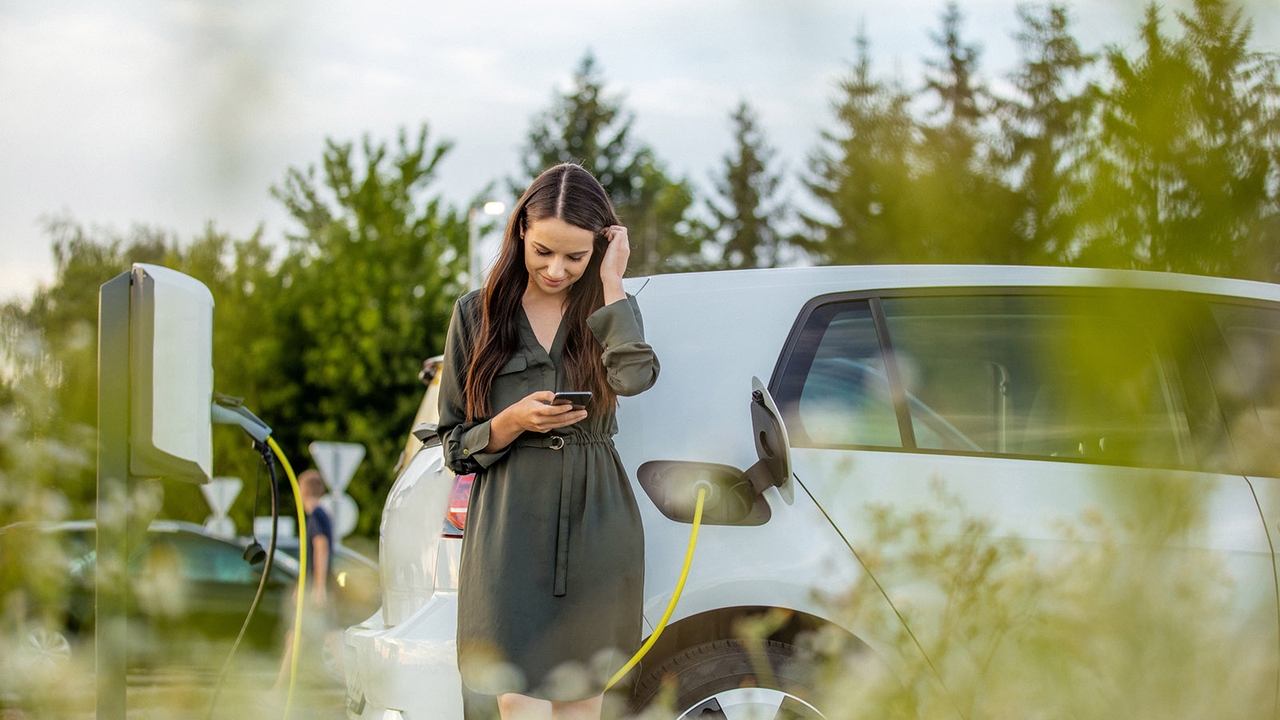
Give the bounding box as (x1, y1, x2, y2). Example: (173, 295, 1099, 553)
(23, 627, 72, 673)
(633, 639, 826, 720)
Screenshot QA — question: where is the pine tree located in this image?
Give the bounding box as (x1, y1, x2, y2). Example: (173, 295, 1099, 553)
(1176, 0, 1278, 278)
(706, 101, 789, 269)
(805, 28, 920, 264)
(1000, 3, 1095, 264)
(916, 1, 1020, 263)
(925, 2, 986, 129)
(1074, 5, 1198, 270)
(1073, 0, 1278, 277)
(520, 52, 700, 274)
(522, 52, 646, 212)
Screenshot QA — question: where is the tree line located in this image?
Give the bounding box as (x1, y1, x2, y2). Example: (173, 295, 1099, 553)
(2, 0, 1277, 536)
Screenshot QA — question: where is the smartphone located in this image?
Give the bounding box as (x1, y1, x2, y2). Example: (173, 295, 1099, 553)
(551, 391, 592, 409)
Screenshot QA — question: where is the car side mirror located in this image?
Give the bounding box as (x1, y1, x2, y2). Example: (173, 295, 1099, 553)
(412, 423, 441, 447)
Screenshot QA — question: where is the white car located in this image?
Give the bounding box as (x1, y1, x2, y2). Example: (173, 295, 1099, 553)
(345, 265, 1280, 719)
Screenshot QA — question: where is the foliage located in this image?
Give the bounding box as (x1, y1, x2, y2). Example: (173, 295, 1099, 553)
(802, 483, 1271, 719)
(998, 3, 1096, 263)
(1072, 0, 1280, 277)
(807, 0, 1280, 277)
(705, 101, 792, 269)
(805, 29, 921, 264)
(1, 125, 465, 538)
(0, 310, 92, 714)
(520, 52, 703, 273)
(269, 123, 468, 536)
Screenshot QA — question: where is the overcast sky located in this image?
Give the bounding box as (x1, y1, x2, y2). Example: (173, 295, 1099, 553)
(2, 0, 1276, 301)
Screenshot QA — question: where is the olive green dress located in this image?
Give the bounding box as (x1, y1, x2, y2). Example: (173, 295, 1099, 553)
(437, 290, 659, 701)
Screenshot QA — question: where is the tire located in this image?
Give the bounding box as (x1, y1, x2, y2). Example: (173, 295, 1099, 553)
(633, 639, 826, 720)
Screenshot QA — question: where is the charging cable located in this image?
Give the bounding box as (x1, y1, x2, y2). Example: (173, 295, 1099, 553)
(205, 442, 280, 720)
(267, 435, 307, 719)
(604, 485, 708, 690)
(206, 396, 308, 719)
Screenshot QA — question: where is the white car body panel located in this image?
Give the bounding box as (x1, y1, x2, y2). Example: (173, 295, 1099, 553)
(345, 594, 462, 720)
(348, 266, 1280, 719)
(379, 447, 452, 626)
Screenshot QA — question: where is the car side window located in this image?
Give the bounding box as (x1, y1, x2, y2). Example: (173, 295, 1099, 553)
(163, 535, 265, 585)
(881, 294, 1189, 467)
(777, 301, 901, 448)
(1207, 302, 1280, 474)
(778, 292, 1194, 468)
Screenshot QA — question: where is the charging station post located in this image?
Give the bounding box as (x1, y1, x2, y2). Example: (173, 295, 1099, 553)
(96, 272, 131, 720)
(96, 265, 215, 720)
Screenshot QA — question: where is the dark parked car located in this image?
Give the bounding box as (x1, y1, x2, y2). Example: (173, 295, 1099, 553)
(7, 519, 344, 672)
(50, 520, 294, 666)
(270, 536, 380, 628)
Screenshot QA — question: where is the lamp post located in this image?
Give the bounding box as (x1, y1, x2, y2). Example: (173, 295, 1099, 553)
(468, 200, 507, 292)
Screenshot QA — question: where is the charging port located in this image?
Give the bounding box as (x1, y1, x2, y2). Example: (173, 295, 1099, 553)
(637, 461, 770, 526)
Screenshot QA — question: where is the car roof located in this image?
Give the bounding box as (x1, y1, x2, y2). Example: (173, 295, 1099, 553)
(39, 518, 231, 537)
(629, 264, 1280, 305)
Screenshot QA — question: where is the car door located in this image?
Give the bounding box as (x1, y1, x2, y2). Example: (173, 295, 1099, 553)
(772, 288, 1278, 711)
(1201, 299, 1280, 689)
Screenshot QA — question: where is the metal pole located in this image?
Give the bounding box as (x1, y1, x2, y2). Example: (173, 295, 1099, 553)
(468, 206, 480, 293)
(96, 271, 131, 720)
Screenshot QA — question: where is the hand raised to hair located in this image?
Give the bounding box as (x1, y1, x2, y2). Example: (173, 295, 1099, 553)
(600, 225, 629, 305)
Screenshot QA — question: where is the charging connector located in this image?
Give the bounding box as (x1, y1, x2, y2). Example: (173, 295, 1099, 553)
(690, 478, 717, 510)
(212, 394, 272, 442)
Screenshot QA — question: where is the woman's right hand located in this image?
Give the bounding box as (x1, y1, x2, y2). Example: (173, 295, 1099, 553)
(508, 390, 588, 432)
(486, 391, 587, 452)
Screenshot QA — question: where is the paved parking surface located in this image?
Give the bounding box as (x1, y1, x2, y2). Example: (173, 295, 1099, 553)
(2, 666, 346, 720)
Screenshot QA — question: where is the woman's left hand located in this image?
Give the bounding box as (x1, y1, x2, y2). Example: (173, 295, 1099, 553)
(600, 225, 629, 304)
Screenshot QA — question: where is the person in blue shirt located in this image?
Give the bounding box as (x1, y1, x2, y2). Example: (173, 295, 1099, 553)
(274, 468, 334, 689)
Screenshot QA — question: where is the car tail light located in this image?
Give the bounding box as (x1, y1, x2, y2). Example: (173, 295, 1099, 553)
(443, 474, 474, 537)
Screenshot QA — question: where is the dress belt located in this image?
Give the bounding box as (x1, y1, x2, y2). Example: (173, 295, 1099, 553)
(515, 431, 612, 597)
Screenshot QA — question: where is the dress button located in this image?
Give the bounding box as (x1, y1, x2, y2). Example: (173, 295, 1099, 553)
(462, 449, 470, 455)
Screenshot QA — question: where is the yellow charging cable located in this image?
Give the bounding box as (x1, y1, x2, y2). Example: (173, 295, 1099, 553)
(267, 436, 307, 718)
(605, 486, 707, 690)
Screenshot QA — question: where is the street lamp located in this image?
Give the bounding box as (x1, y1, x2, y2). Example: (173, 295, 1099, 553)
(469, 201, 507, 292)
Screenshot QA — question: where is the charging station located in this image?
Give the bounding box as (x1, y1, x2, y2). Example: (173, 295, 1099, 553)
(97, 264, 214, 720)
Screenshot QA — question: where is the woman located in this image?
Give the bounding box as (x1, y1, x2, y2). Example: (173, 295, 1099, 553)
(437, 163, 660, 720)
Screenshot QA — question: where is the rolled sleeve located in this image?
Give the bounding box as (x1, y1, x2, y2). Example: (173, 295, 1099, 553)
(455, 419, 509, 470)
(438, 294, 512, 475)
(587, 294, 660, 397)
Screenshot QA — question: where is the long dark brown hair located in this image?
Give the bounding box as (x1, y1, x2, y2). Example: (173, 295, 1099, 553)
(464, 163, 620, 420)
